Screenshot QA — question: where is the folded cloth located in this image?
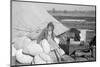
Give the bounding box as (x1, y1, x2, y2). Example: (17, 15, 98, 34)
(75, 57, 88, 61)
(49, 50, 58, 63)
(61, 55, 75, 62)
(56, 48, 65, 56)
(39, 53, 53, 63)
(13, 36, 31, 50)
(23, 40, 43, 56)
(34, 55, 46, 64)
(12, 45, 17, 56)
(16, 49, 33, 64)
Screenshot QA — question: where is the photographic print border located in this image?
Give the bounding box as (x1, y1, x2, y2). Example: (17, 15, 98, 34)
(10, 0, 96, 67)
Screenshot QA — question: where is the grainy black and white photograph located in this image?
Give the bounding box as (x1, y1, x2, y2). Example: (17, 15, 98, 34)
(11, 0, 96, 66)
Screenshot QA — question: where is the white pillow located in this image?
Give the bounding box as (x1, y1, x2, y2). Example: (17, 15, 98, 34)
(16, 49, 33, 64)
(23, 41, 43, 56)
(13, 36, 31, 50)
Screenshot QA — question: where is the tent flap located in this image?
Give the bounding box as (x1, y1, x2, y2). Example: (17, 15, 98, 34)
(12, 2, 69, 40)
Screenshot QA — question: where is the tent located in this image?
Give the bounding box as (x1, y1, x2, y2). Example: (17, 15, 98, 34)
(12, 1, 69, 41)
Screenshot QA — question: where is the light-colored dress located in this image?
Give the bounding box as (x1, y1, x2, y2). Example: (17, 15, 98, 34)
(41, 37, 65, 63)
(34, 53, 53, 64)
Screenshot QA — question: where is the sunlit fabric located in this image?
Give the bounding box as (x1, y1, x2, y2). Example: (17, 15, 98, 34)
(12, 1, 69, 41)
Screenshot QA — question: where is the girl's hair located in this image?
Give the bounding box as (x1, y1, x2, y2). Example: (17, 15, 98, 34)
(46, 22, 55, 40)
(37, 22, 55, 43)
(47, 22, 54, 31)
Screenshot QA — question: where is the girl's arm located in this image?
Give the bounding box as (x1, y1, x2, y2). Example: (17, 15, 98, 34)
(54, 37, 60, 45)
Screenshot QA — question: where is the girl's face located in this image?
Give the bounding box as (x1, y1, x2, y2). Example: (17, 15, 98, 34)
(48, 26, 53, 36)
(48, 31, 52, 36)
(48, 26, 53, 31)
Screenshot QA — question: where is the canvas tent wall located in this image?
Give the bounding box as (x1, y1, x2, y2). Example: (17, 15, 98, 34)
(12, 1, 69, 41)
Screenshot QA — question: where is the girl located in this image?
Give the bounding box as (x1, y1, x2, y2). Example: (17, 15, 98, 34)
(37, 22, 65, 63)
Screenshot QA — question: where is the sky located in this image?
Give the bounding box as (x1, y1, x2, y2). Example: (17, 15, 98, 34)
(30, 2, 95, 11)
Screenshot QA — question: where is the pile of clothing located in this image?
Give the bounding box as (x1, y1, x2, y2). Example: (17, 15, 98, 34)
(12, 36, 74, 65)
